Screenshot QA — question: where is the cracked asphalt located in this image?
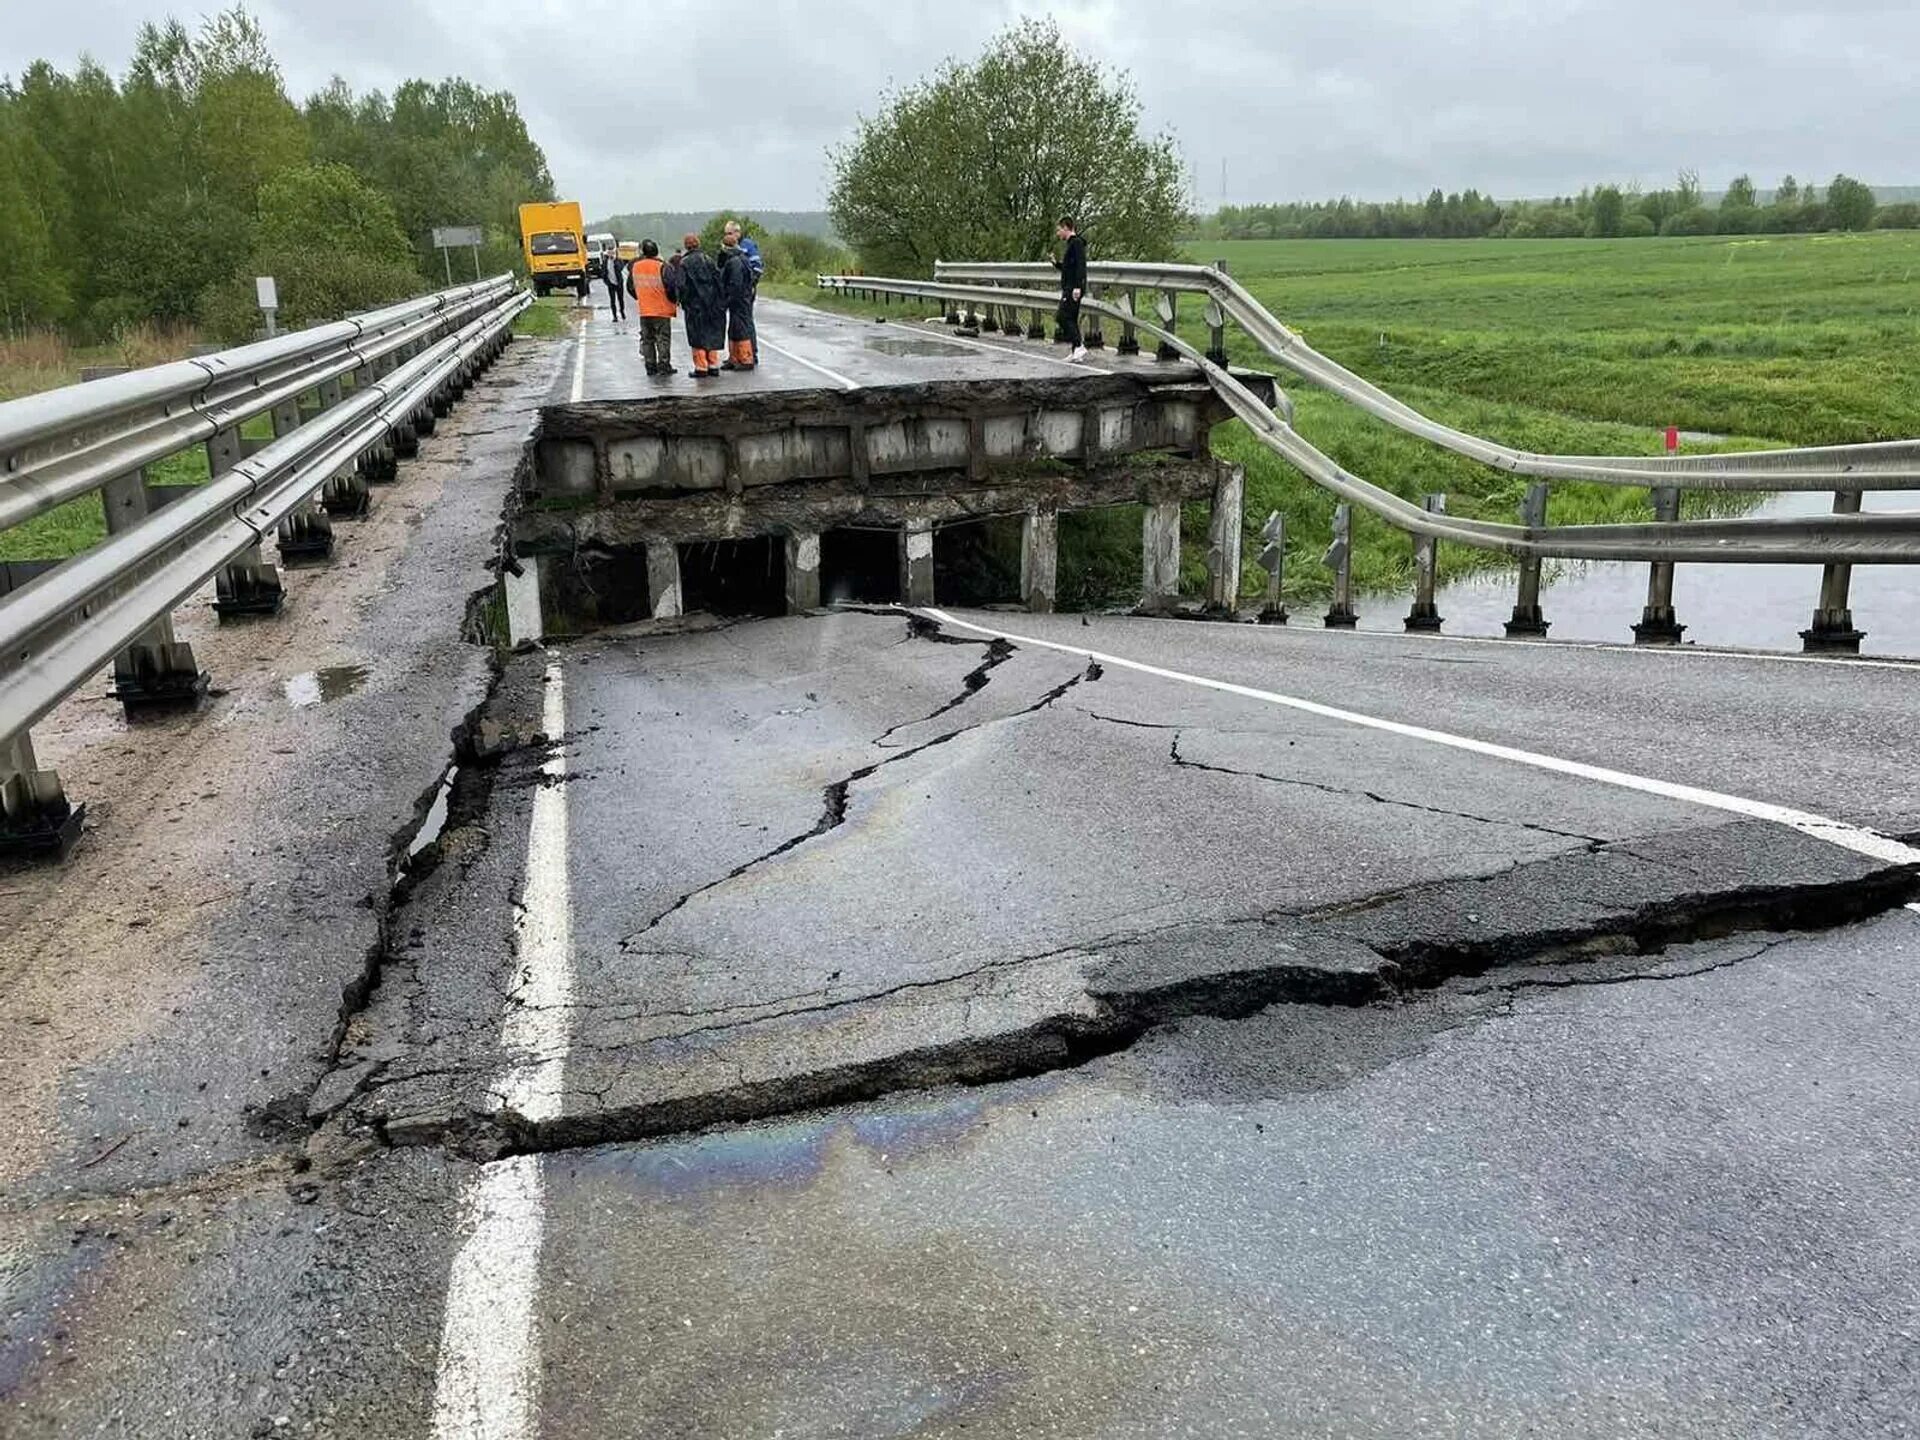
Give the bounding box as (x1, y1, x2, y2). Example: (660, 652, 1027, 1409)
(5, 304, 1920, 1437)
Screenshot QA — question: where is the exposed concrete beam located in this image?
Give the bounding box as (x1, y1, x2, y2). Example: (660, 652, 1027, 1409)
(1021, 509, 1058, 614)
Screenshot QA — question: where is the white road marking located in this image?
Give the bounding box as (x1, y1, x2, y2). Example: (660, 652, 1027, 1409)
(495, 661, 574, 1120)
(569, 328, 587, 404)
(907, 323, 1115, 376)
(756, 336, 859, 390)
(431, 1156, 545, 1440)
(919, 607, 1920, 868)
(430, 660, 572, 1440)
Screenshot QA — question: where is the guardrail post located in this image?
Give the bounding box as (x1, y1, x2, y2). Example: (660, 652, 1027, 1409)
(1205, 261, 1231, 367)
(1801, 490, 1866, 654)
(646, 541, 683, 619)
(0, 730, 84, 861)
(1403, 494, 1446, 631)
(899, 519, 936, 606)
(1631, 486, 1686, 644)
(1084, 283, 1105, 350)
(1206, 463, 1244, 614)
(785, 530, 822, 613)
(1153, 291, 1180, 362)
(1001, 304, 1024, 339)
(1117, 289, 1141, 356)
(1258, 512, 1288, 624)
(1504, 482, 1551, 637)
(1021, 508, 1058, 613)
(79, 366, 210, 709)
(1031, 304, 1051, 344)
(1140, 495, 1182, 614)
(1323, 503, 1357, 628)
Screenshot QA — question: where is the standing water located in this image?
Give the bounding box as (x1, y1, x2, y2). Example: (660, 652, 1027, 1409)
(1351, 491, 1920, 657)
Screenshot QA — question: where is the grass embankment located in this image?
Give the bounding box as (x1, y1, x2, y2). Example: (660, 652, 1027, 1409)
(512, 295, 576, 338)
(786, 232, 1920, 600)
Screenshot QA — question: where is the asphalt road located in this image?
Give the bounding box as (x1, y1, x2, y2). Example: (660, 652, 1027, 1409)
(5, 307, 1920, 1438)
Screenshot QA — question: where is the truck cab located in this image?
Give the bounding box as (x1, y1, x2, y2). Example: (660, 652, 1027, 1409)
(519, 201, 590, 298)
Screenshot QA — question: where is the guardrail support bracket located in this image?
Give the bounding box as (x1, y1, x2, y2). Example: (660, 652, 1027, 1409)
(277, 508, 335, 563)
(1801, 491, 1865, 654)
(322, 469, 372, 519)
(1404, 494, 1446, 632)
(214, 547, 285, 618)
(0, 733, 84, 862)
(110, 638, 210, 711)
(1632, 486, 1686, 644)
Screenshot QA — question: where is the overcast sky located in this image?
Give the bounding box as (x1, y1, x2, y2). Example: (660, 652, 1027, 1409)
(6, 0, 1917, 218)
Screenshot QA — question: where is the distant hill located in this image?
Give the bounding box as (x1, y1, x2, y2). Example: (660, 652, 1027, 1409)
(587, 210, 838, 242)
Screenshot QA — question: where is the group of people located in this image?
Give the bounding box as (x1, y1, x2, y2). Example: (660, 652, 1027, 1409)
(597, 220, 763, 379)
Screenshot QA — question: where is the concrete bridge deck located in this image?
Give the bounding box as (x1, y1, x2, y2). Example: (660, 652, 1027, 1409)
(3, 307, 1918, 1438)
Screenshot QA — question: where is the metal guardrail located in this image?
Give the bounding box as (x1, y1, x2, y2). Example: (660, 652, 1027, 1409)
(0, 277, 531, 859)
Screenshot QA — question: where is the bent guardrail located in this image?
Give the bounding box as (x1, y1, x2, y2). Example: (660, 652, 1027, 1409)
(822, 266, 1920, 652)
(0, 278, 532, 859)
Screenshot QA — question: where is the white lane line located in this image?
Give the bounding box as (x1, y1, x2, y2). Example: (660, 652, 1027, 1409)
(919, 607, 1920, 868)
(909, 323, 1115, 376)
(756, 336, 859, 390)
(430, 659, 572, 1440)
(569, 328, 587, 403)
(495, 661, 574, 1120)
(1305, 621, 1920, 672)
(431, 1156, 545, 1440)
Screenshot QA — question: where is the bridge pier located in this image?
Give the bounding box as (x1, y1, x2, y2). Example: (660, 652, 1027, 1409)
(899, 520, 937, 607)
(1631, 486, 1687, 645)
(1140, 498, 1182, 614)
(1021, 508, 1058, 613)
(1504, 482, 1551, 637)
(0, 731, 83, 861)
(786, 530, 822, 613)
(646, 541, 683, 619)
(1206, 465, 1244, 613)
(1801, 490, 1866, 654)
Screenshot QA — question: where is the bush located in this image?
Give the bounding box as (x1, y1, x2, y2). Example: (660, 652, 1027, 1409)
(1660, 206, 1718, 237)
(1874, 202, 1920, 231)
(1716, 204, 1758, 235)
(199, 248, 423, 342)
(1620, 214, 1657, 238)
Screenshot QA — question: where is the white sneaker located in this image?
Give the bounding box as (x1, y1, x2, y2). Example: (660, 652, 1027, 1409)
(1067, 346, 1088, 363)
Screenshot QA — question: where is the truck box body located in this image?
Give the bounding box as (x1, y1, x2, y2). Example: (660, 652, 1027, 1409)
(520, 201, 588, 296)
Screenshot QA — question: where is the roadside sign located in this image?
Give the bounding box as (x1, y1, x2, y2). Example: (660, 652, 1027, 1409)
(255, 276, 278, 311)
(432, 225, 484, 249)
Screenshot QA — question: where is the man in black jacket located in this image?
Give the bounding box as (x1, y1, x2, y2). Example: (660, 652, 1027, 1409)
(1051, 217, 1088, 363)
(669, 234, 727, 378)
(600, 248, 627, 324)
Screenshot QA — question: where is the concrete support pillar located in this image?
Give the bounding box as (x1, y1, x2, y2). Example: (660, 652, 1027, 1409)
(1505, 482, 1551, 637)
(786, 530, 822, 614)
(1141, 500, 1182, 613)
(646, 541, 683, 619)
(1021, 509, 1058, 614)
(1206, 464, 1244, 613)
(503, 555, 544, 645)
(1404, 493, 1446, 633)
(1631, 486, 1686, 644)
(0, 729, 84, 861)
(1802, 490, 1866, 654)
(899, 521, 936, 607)
(1323, 503, 1358, 628)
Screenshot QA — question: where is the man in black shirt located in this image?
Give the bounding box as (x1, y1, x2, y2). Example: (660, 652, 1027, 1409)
(1051, 216, 1088, 363)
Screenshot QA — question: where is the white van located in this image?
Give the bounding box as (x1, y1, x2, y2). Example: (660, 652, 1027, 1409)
(585, 232, 617, 280)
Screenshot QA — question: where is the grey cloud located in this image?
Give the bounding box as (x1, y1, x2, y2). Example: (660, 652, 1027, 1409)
(6, 0, 1917, 219)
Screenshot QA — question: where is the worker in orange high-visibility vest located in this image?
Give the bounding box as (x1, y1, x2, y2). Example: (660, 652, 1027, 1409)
(626, 239, 679, 377)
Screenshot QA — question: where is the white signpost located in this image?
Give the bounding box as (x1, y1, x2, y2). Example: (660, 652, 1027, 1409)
(432, 225, 486, 285)
(255, 275, 279, 337)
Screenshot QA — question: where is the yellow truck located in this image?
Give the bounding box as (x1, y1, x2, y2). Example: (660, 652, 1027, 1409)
(518, 201, 589, 298)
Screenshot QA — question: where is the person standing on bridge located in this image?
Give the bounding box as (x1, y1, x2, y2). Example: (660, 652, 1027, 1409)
(600, 244, 627, 325)
(1051, 216, 1088, 364)
(723, 220, 763, 360)
(628, 239, 678, 377)
(719, 235, 758, 371)
(670, 233, 727, 379)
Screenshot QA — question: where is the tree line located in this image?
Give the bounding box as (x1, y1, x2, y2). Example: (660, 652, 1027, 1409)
(1203, 172, 1910, 242)
(0, 7, 553, 341)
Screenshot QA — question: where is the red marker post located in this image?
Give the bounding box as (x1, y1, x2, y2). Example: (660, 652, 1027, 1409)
(1665, 425, 1680, 453)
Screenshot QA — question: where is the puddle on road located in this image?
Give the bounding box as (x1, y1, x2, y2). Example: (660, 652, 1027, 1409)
(283, 665, 369, 708)
(864, 338, 974, 359)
